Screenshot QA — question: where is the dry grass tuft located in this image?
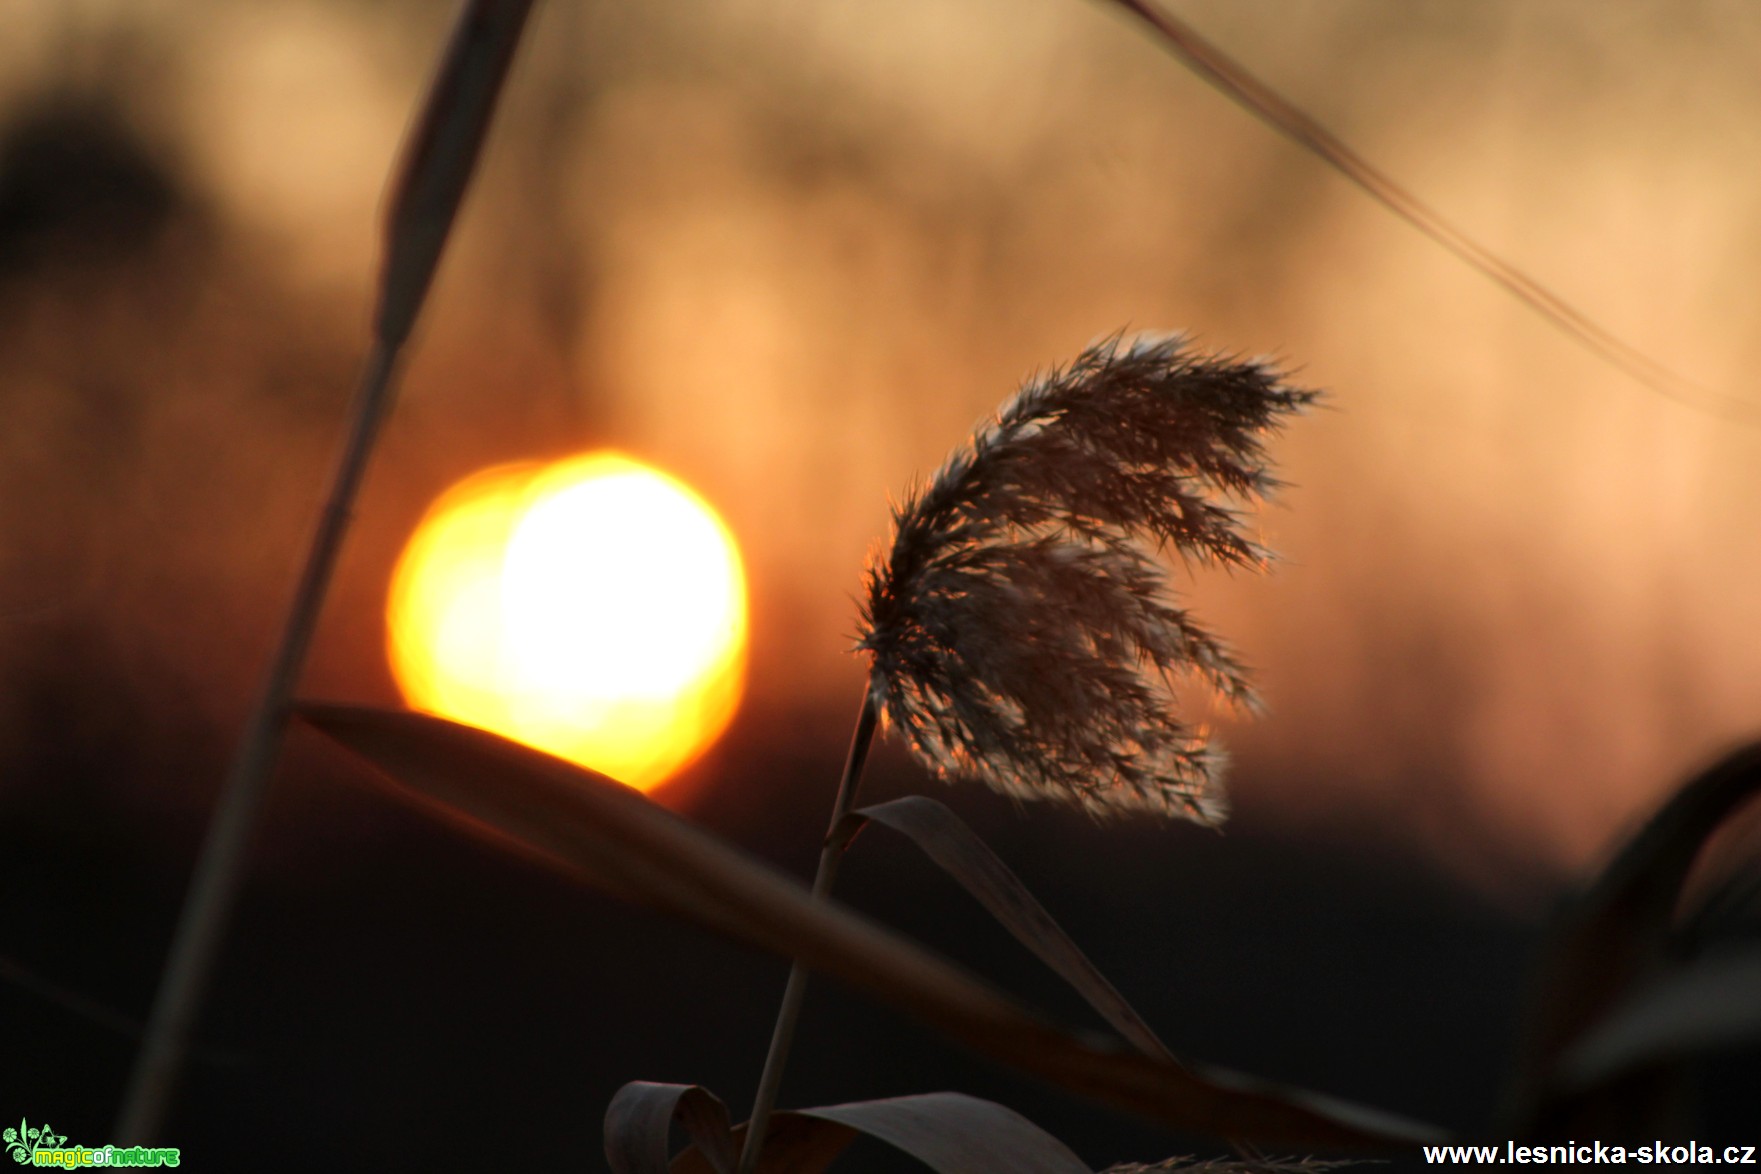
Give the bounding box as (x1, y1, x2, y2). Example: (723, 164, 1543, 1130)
(859, 332, 1315, 821)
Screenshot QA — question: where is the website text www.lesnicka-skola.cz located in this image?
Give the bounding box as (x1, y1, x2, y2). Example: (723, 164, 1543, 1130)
(1423, 1142, 1760, 1165)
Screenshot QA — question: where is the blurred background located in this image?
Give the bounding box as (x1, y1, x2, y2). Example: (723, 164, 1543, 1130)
(2, 0, 1759, 1168)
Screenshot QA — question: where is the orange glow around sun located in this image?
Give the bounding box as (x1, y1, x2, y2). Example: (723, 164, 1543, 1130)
(386, 453, 748, 792)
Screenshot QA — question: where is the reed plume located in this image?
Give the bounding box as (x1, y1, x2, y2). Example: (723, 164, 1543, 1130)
(742, 334, 1314, 1171)
(858, 333, 1315, 821)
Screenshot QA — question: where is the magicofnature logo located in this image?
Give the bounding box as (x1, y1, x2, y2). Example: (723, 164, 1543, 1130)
(4, 1118, 180, 1168)
(5, 1120, 66, 1165)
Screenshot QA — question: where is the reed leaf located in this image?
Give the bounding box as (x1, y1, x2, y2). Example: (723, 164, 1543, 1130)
(1555, 949, 1761, 1093)
(607, 1082, 737, 1174)
(299, 703, 1445, 1150)
(677, 1105, 858, 1174)
(665, 1089, 1093, 1174)
(377, 0, 536, 348)
(1503, 742, 1761, 1135)
(839, 796, 1170, 1061)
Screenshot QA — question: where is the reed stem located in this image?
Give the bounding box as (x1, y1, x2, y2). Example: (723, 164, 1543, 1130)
(737, 681, 882, 1173)
(115, 0, 534, 1141)
(115, 339, 401, 1141)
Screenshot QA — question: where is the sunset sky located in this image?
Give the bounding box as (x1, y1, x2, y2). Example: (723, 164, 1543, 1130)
(2, 1, 1758, 1167)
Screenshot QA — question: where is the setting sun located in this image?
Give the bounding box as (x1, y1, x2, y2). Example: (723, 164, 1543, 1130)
(386, 453, 748, 792)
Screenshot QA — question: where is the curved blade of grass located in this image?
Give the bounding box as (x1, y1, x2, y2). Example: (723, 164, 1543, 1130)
(1556, 949, 1761, 1092)
(842, 796, 1171, 1062)
(298, 704, 1445, 1149)
(677, 1092, 1091, 1174)
(790, 1093, 1092, 1174)
(673, 1109, 857, 1174)
(1504, 742, 1761, 1129)
(1680, 863, 1761, 949)
(606, 1082, 737, 1174)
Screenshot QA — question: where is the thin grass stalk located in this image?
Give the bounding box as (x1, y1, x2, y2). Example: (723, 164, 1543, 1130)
(738, 681, 883, 1173)
(114, 340, 399, 1141)
(1101, 0, 1752, 424)
(115, 0, 534, 1141)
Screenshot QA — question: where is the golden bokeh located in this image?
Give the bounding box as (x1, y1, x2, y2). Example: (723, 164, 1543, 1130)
(386, 453, 748, 792)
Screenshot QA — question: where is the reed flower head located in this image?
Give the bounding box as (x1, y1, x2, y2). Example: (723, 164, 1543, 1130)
(857, 333, 1316, 822)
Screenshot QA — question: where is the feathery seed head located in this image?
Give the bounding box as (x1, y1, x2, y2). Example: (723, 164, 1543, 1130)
(857, 333, 1316, 822)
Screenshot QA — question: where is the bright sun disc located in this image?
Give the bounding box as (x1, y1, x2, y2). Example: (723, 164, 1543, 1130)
(386, 453, 748, 792)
